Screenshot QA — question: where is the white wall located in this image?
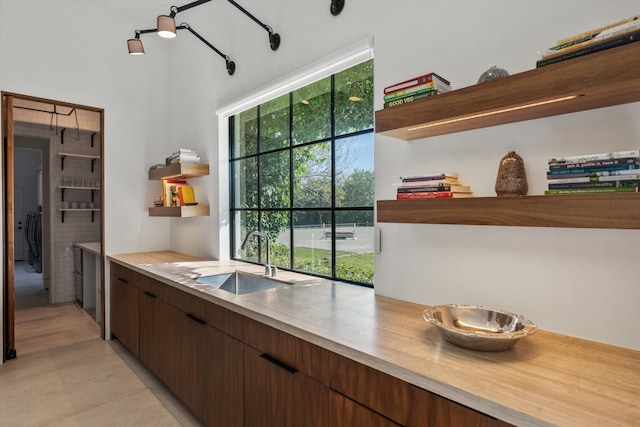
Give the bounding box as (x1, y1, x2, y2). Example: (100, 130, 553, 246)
(0, 0, 176, 352)
(1, 1, 639, 350)
(0, 0, 176, 256)
(165, 0, 640, 350)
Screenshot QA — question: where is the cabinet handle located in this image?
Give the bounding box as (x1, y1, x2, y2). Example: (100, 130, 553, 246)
(117, 277, 129, 284)
(185, 313, 207, 325)
(143, 291, 157, 299)
(260, 353, 298, 374)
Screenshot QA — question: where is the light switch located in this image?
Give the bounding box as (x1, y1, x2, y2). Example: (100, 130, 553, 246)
(373, 227, 381, 253)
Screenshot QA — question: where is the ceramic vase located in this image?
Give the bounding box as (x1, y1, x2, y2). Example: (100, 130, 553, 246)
(495, 151, 528, 196)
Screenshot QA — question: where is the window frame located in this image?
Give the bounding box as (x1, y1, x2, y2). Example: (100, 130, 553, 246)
(229, 61, 374, 287)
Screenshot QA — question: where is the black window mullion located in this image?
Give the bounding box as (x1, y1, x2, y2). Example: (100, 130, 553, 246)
(228, 116, 236, 257)
(288, 92, 295, 270)
(330, 74, 337, 279)
(256, 104, 263, 264)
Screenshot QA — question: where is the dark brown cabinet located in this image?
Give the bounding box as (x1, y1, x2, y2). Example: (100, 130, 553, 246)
(330, 352, 514, 427)
(110, 263, 514, 427)
(110, 262, 243, 427)
(110, 263, 140, 357)
(203, 324, 244, 427)
(329, 391, 401, 427)
(138, 287, 174, 383)
(243, 318, 330, 427)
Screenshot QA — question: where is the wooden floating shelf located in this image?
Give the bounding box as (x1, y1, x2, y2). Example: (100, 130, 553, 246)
(377, 193, 640, 229)
(375, 43, 640, 140)
(149, 163, 209, 180)
(148, 205, 210, 218)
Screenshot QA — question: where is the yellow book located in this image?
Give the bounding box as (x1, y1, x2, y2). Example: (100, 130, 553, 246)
(178, 186, 196, 206)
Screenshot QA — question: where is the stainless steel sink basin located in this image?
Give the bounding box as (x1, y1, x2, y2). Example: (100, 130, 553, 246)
(195, 271, 286, 294)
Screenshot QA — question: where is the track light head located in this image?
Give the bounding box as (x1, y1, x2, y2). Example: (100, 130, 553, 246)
(127, 39, 145, 55)
(127, 31, 145, 55)
(330, 0, 345, 16)
(157, 15, 177, 38)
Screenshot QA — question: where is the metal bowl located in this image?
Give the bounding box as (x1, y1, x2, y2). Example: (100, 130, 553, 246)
(423, 304, 537, 351)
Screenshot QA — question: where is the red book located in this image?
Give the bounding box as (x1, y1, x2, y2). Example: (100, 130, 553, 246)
(396, 191, 472, 199)
(384, 73, 451, 94)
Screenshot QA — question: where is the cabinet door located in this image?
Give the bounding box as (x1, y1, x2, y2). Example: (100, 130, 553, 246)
(110, 272, 139, 357)
(330, 352, 410, 425)
(244, 344, 329, 427)
(170, 304, 209, 422)
(138, 289, 176, 383)
(202, 325, 243, 427)
(330, 391, 401, 427)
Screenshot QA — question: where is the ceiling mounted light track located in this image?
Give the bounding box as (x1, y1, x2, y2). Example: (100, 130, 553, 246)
(127, 24, 236, 75)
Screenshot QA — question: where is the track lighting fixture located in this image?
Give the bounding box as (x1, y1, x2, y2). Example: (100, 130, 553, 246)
(127, 24, 235, 75)
(226, 0, 280, 51)
(330, 0, 345, 16)
(177, 23, 236, 75)
(128, 0, 284, 74)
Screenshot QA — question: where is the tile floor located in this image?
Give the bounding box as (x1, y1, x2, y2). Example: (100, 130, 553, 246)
(0, 263, 204, 426)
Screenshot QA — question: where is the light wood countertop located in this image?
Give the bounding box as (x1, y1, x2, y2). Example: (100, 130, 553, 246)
(73, 242, 101, 256)
(108, 251, 640, 427)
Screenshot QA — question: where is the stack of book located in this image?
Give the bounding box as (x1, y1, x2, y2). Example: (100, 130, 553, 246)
(166, 148, 201, 165)
(162, 179, 197, 207)
(383, 73, 451, 109)
(545, 150, 640, 195)
(395, 172, 472, 199)
(537, 14, 640, 67)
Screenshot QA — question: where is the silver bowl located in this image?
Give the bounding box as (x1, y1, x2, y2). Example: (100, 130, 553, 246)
(423, 304, 537, 351)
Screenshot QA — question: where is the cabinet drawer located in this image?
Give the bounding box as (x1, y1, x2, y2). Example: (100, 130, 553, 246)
(111, 263, 148, 290)
(244, 318, 329, 384)
(110, 262, 134, 285)
(202, 300, 243, 340)
(162, 282, 243, 339)
(330, 353, 410, 425)
(330, 353, 511, 427)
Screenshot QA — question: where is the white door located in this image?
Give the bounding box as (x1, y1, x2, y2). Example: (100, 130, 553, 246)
(14, 187, 25, 261)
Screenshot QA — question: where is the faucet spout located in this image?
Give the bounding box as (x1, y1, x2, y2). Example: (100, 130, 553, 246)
(240, 230, 277, 277)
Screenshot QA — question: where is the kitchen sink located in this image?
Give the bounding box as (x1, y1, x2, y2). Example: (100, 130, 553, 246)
(194, 271, 286, 295)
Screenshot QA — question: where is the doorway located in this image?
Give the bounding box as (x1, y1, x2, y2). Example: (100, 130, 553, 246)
(14, 144, 48, 310)
(2, 92, 105, 362)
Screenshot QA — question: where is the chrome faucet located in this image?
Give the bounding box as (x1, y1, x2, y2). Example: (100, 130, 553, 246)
(240, 230, 277, 278)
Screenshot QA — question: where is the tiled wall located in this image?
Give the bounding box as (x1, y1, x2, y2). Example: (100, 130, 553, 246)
(14, 121, 102, 304)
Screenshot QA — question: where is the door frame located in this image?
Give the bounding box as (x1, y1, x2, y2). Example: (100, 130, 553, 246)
(2, 92, 106, 362)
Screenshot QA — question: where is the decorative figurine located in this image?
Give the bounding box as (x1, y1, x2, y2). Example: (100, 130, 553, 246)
(495, 151, 528, 196)
(478, 66, 510, 84)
